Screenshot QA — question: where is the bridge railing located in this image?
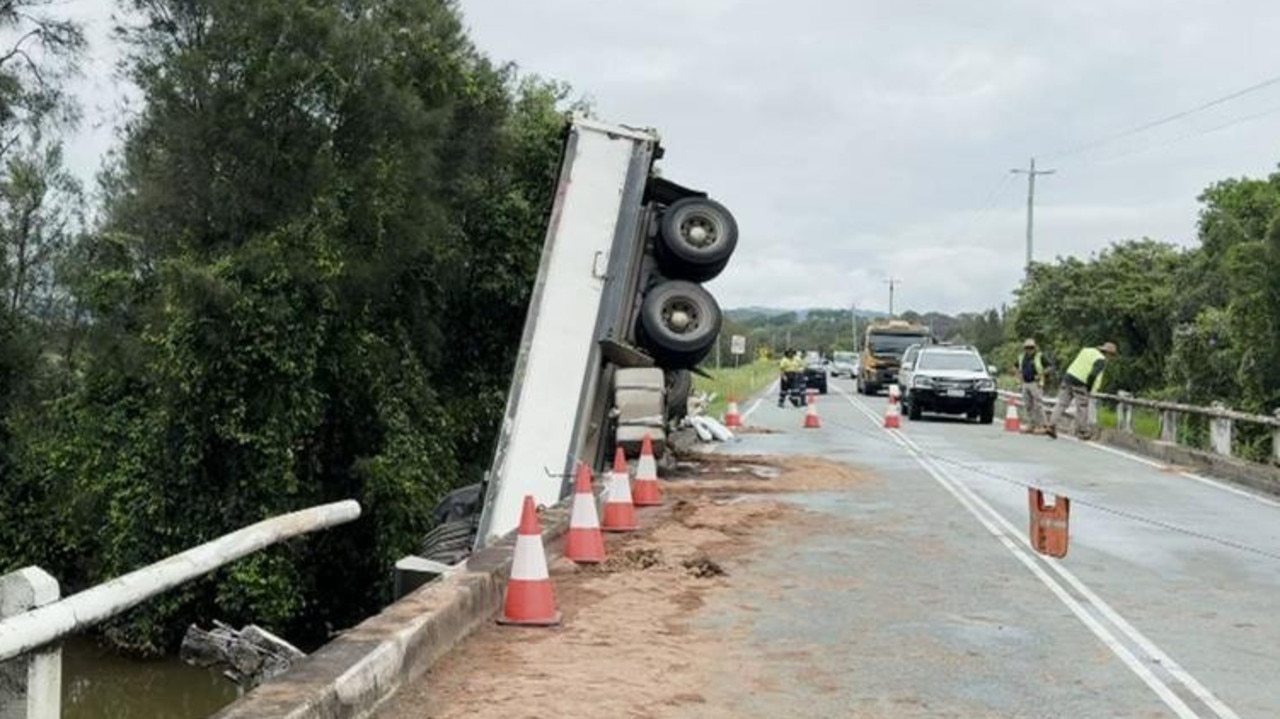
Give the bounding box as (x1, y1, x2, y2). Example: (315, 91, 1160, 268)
(0, 500, 362, 719)
(999, 388, 1280, 464)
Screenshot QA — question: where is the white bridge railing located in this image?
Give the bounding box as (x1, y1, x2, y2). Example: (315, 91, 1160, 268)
(0, 500, 361, 718)
(1000, 387, 1280, 464)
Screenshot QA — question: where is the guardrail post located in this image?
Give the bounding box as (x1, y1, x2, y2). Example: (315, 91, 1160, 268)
(1087, 396, 1100, 427)
(1160, 409, 1178, 443)
(1209, 402, 1233, 456)
(1273, 410, 1280, 465)
(0, 567, 60, 719)
(1117, 391, 1133, 432)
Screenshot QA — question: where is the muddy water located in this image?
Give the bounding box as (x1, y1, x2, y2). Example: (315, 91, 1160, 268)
(61, 636, 238, 719)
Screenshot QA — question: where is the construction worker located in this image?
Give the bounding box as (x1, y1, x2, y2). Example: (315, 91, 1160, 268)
(1047, 341, 1118, 440)
(777, 349, 802, 407)
(1017, 338, 1050, 433)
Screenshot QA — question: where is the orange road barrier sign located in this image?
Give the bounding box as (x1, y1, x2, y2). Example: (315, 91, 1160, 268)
(1028, 488, 1070, 558)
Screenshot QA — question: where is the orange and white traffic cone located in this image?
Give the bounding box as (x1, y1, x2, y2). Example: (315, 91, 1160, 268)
(601, 447, 639, 532)
(632, 434, 663, 507)
(724, 396, 743, 428)
(883, 400, 901, 429)
(498, 495, 561, 626)
(888, 384, 901, 404)
(803, 396, 822, 428)
(564, 462, 605, 564)
(1004, 401, 1021, 433)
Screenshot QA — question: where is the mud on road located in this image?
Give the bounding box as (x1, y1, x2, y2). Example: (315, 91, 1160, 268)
(378, 454, 868, 719)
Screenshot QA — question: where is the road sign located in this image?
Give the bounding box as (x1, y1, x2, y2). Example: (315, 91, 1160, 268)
(730, 335, 746, 356)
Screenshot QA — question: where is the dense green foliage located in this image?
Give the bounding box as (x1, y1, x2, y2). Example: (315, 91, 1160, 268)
(1010, 169, 1280, 419)
(718, 308, 1007, 361)
(0, 0, 570, 654)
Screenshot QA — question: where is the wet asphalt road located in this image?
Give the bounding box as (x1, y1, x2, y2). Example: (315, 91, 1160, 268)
(697, 376, 1280, 718)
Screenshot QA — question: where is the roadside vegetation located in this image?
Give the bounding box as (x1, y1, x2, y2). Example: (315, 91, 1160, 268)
(0, 0, 572, 655)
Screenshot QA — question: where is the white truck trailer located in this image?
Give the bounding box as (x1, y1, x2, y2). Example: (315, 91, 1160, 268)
(395, 114, 737, 588)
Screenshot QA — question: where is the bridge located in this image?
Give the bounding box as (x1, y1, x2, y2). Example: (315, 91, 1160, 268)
(370, 378, 1278, 718)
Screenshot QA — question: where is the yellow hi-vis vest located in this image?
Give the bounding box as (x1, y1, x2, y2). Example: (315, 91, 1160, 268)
(1066, 347, 1106, 392)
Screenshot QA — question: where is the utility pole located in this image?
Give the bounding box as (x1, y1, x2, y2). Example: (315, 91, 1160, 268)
(850, 303, 858, 352)
(884, 278, 901, 317)
(1010, 157, 1056, 275)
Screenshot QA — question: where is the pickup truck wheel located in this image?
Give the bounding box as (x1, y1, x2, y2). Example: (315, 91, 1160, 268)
(665, 369, 692, 421)
(636, 280, 722, 367)
(655, 198, 738, 282)
(979, 404, 995, 424)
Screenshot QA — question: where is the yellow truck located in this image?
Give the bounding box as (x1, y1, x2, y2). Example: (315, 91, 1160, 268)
(857, 320, 933, 395)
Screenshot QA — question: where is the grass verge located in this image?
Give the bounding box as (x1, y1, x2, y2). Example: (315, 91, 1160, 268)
(693, 360, 777, 419)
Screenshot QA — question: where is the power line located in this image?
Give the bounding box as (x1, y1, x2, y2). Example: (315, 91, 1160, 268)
(1044, 71, 1280, 161)
(1073, 101, 1280, 168)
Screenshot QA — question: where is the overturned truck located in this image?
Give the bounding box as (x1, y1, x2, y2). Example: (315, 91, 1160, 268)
(398, 115, 738, 586)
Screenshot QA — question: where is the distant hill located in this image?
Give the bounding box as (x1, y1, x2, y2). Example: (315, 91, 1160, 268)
(726, 307, 889, 322)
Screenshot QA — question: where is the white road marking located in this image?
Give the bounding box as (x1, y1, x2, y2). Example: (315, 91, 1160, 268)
(742, 380, 777, 421)
(836, 386, 1240, 719)
(1081, 440, 1280, 509)
(1002, 390, 1280, 509)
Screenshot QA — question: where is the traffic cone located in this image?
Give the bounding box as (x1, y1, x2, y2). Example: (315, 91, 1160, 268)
(1004, 401, 1021, 433)
(498, 496, 561, 626)
(632, 434, 663, 507)
(888, 384, 901, 404)
(564, 463, 605, 564)
(883, 400, 901, 429)
(601, 447, 638, 532)
(724, 396, 743, 428)
(803, 396, 822, 428)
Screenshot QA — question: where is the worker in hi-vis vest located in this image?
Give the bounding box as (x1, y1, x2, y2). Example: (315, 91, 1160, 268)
(1016, 338, 1051, 433)
(1047, 341, 1117, 440)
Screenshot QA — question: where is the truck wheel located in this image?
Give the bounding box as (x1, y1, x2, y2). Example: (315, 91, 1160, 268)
(655, 198, 738, 282)
(665, 369, 692, 421)
(636, 280, 722, 367)
(908, 399, 922, 420)
(979, 404, 995, 425)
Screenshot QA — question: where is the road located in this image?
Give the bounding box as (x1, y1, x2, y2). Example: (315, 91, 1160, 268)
(384, 375, 1280, 718)
(718, 377, 1280, 718)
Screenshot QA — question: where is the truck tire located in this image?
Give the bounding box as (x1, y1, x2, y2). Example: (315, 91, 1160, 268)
(665, 369, 692, 421)
(655, 198, 738, 282)
(636, 280, 722, 368)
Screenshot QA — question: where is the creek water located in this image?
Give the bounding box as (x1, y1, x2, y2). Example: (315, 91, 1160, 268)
(60, 636, 238, 719)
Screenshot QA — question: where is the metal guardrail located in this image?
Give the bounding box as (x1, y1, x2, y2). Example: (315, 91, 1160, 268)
(1000, 387, 1280, 464)
(0, 500, 361, 718)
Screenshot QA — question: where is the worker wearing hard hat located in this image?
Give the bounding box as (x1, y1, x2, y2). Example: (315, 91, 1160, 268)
(1017, 339, 1051, 434)
(1047, 341, 1118, 440)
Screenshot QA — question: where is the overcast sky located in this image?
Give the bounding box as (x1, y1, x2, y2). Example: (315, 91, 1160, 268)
(59, 0, 1280, 314)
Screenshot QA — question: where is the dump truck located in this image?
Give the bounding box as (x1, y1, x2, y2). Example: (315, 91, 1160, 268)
(857, 320, 932, 395)
(394, 115, 738, 591)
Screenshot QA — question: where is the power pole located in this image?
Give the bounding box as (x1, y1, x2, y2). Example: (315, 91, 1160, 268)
(1010, 157, 1056, 275)
(850, 304, 858, 352)
(884, 278, 901, 317)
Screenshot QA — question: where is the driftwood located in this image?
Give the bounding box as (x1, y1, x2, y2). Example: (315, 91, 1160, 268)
(180, 621, 306, 690)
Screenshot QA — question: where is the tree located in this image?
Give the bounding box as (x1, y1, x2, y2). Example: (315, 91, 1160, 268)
(8, 0, 570, 655)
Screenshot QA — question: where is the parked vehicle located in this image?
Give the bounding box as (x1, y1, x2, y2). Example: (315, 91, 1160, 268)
(830, 351, 857, 378)
(804, 357, 829, 394)
(901, 345, 998, 423)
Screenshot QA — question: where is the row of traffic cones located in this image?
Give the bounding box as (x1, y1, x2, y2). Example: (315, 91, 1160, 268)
(498, 434, 664, 626)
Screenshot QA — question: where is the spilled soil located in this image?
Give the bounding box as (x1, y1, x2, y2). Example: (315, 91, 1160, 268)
(378, 454, 865, 719)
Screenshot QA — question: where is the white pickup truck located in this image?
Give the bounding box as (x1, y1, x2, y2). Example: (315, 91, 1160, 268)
(395, 114, 738, 589)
